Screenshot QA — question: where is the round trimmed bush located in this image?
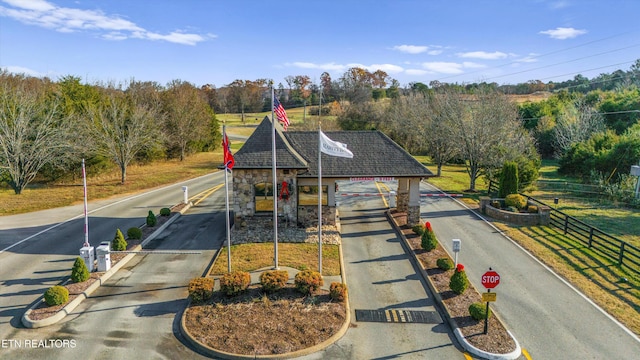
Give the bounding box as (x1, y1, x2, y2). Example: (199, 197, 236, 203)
(259, 270, 289, 293)
(188, 277, 214, 303)
(44, 285, 69, 306)
(160, 207, 171, 216)
(71, 257, 90, 283)
(219, 271, 251, 296)
(436, 258, 454, 271)
(505, 194, 527, 210)
(329, 282, 348, 302)
(127, 227, 142, 240)
(469, 302, 492, 321)
(294, 270, 324, 295)
(412, 224, 425, 236)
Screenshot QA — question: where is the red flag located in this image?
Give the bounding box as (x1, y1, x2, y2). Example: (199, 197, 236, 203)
(222, 132, 234, 170)
(274, 97, 290, 131)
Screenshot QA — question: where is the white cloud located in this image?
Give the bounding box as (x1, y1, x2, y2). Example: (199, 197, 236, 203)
(515, 53, 539, 63)
(0, 0, 209, 45)
(393, 45, 428, 54)
(287, 62, 403, 74)
(369, 64, 404, 74)
(457, 51, 508, 60)
(406, 69, 429, 76)
(287, 62, 346, 72)
(4, 65, 44, 77)
(420, 62, 464, 74)
(539, 27, 587, 39)
(462, 62, 485, 69)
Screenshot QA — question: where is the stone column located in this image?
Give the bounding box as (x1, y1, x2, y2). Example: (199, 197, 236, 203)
(397, 178, 409, 212)
(407, 177, 421, 225)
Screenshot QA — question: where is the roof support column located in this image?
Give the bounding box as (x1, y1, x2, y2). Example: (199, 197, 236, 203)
(396, 178, 409, 212)
(407, 177, 421, 226)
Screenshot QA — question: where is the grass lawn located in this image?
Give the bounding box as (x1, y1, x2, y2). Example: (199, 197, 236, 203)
(209, 243, 341, 276)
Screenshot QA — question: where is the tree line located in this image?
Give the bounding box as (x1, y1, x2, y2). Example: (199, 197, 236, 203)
(0, 71, 219, 194)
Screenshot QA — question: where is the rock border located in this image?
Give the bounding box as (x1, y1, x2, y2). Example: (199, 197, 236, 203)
(385, 210, 522, 360)
(21, 203, 192, 328)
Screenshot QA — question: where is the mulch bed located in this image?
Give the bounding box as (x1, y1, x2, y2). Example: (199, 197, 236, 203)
(184, 285, 346, 356)
(391, 210, 516, 355)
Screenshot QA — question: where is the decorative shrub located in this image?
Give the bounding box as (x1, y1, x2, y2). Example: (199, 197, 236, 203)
(294, 270, 324, 295)
(449, 264, 469, 295)
(329, 282, 348, 302)
(411, 224, 425, 236)
(259, 270, 289, 293)
(127, 227, 142, 240)
(527, 205, 539, 213)
(70, 257, 90, 283)
(490, 200, 502, 209)
(160, 207, 171, 216)
(146, 210, 157, 227)
(219, 271, 251, 296)
(469, 302, 492, 321)
(436, 258, 454, 271)
(44, 285, 69, 306)
(112, 228, 127, 251)
(505, 194, 527, 210)
(421, 222, 438, 252)
(188, 277, 214, 303)
(499, 161, 519, 198)
(506, 206, 518, 212)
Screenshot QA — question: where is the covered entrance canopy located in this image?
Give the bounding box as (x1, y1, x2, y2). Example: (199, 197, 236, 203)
(226, 117, 434, 226)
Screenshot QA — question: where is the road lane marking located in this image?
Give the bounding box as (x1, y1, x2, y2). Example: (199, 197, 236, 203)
(522, 348, 532, 359)
(192, 184, 225, 206)
(463, 353, 473, 360)
(375, 181, 389, 207)
(1, 172, 224, 255)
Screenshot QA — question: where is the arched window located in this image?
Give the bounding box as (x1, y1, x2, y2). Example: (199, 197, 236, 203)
(254, 182, 274, 212)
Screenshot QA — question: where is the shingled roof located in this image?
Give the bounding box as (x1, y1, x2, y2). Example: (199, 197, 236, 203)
(231, 116, 434, 178)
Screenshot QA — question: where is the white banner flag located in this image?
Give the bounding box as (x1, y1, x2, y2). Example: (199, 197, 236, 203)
(320, 131, 354, 158)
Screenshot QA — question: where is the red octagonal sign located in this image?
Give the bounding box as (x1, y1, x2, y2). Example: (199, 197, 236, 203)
(481, 270, 500, 289)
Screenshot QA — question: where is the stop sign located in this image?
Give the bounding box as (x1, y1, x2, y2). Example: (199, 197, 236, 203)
(481, 270, 500, 289)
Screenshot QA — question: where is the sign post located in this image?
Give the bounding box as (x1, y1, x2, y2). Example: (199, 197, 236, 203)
(481, 268, 500, 334)
(452, 239, 461, 267)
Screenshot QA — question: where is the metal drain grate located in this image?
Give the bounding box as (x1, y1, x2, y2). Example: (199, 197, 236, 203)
(355, 309, 441, 323)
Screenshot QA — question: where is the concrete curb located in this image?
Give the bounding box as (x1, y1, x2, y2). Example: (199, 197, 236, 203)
(385, 210, 522, 360)
(179, 219, 351, 359)
(21, 203, 192, 329)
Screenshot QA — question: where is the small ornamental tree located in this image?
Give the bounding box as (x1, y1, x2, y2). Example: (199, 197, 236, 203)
(294, 270, 324, 295)
(499, 161, 519, 198)
(146, 210, 157, 227)
(188, 277, 214, 303)
(329, 282, 348, 302)
(112, 228, 127, 251)
(219, 271, 251, 296)
(449, 263, 469, 295)
(259, 270, 289, 293)
(70, 257, 90, 283)
(421, 221, 438, 252)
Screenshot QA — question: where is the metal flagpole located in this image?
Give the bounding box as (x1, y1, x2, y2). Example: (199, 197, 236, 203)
(271, 85, 279, 269)
(318, 123, 323, 274)
(224, 125, 232, 273)
(82, 159, 89, 247)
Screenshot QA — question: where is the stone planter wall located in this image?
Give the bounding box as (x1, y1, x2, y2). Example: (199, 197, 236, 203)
(480, 197, 550, 226)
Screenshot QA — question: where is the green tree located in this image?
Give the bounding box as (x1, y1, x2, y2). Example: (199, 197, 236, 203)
(499, 161, 519, 197)
(71, 257, 90, 283)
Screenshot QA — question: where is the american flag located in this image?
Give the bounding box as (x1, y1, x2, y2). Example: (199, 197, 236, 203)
(273, 97, 290, 131)
(222, 132, 234, 170)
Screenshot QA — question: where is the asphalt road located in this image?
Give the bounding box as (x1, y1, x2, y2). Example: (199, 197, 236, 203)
(300, 180, 462, 359)
(0, 172, 224, 359)
(419, 181, 640, 359)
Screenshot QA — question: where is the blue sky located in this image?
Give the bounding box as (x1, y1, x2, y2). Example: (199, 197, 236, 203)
(1, 0, 639, 88)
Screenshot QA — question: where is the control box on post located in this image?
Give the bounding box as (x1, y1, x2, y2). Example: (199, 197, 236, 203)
(96, 244, 111, 272)
(79, 246, 95, 272)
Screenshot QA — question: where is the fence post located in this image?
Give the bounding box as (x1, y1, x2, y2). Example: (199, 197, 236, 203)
(563, 216, 569, 235)
(588, 228, 594, 248)
(619, 242, 625, 266)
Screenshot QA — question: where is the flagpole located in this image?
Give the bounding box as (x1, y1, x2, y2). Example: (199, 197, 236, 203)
(82, 159, 89, 247)
(318, 123, 323, 274)
(223, 125, 232, 273)
(271, 85, 279, 269)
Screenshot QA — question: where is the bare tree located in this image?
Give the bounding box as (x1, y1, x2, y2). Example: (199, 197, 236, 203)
(85, 89, 162, 184)
(553, 99, 605, 157)
(444, 88, 534, 191)
(0, 79, 73, 194)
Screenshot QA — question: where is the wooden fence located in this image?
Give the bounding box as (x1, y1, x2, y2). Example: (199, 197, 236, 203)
(486, 180, 639, 274)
